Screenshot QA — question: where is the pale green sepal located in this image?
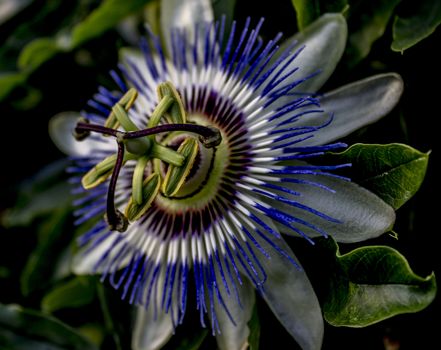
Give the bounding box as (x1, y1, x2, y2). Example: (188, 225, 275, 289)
(125, 173, 161, 221)
(254, 235, 324, 350)
(279, 13, 347, 93)
(49, 112, 113, 157)
(160, 0, 214, 55)
(296, 73, 404, 147)
(214, 276, 255, 350)
(162, 138, 199, 197)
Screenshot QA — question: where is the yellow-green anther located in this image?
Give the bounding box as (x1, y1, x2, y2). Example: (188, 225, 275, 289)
(151, 143, 185, 167)
(119, 87, 138, 110)
(148, 95, 174, 127)
(132, 156, 149, 205)
(81, 153, 136, 189)
(113, 103, 138, 132)
(162, 138, 199, 197)
(104, 88, 138, 130)
(125, 173, 161, 221)
(82, 153, 118, 190)
(157, 82, 187, 124)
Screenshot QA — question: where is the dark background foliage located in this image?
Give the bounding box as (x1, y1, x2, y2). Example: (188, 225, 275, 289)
(0, 0, 439, 349)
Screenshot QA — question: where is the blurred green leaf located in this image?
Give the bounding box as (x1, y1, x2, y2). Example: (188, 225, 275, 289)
(291, 0, 320, 30)
(328, 143, 429, 209)
(174, 330, 208, 350)
(248, 305, 260, 350)
(2, 160, 72, 228)
(0, 304, 98, 350)
(20, 207, 72, 296)
(291, 0, 348, 30)
(71, 0, 152, 47)
(42, 277, 96, 313)
(0, 72, 27, 100)
(321, 238, 436, 327)
(3, 182, 72, 228)
(213, 0, 237, 29)
(346, 0, 401, 66)
(392, 0, 441, 52)
(96, 284, 123, 350)
(76, 323, 106, 348)
(0, 0, 152, 102)
(18, 38, 63, 71)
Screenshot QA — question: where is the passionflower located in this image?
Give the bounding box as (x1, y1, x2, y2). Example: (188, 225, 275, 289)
(49, 5, 403, 350)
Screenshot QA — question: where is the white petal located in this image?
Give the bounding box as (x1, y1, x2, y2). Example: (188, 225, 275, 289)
(132, 305, 174, 350)
(271, 175, 395, 243)
(255, 235, 323, 350)
(72, 230, 132, 275)
(277, 13, 347, 94)
(72, 235, 114, 275)
(214, 276, 255, 350)
(298, 73, 404, 146)
(160, 0, 214, 54)
(49, 112, 113, 156)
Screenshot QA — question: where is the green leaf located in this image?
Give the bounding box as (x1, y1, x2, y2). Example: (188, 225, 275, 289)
(70, 0, 152, 47)
(328, 143, 429, 209)
(0, 304, 98, 350)
(17, 37, 62, 71)
(291, 0, 348, 30)
(346, 0, 401, 65)
(320, 238, 436, 327)
(41, 277, 96, 313)
(247, 305, 260, 350)
(391, 0, 441, 52)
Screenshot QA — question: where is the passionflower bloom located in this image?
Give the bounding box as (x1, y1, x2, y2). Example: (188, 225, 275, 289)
(50, 7, 403, 350)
